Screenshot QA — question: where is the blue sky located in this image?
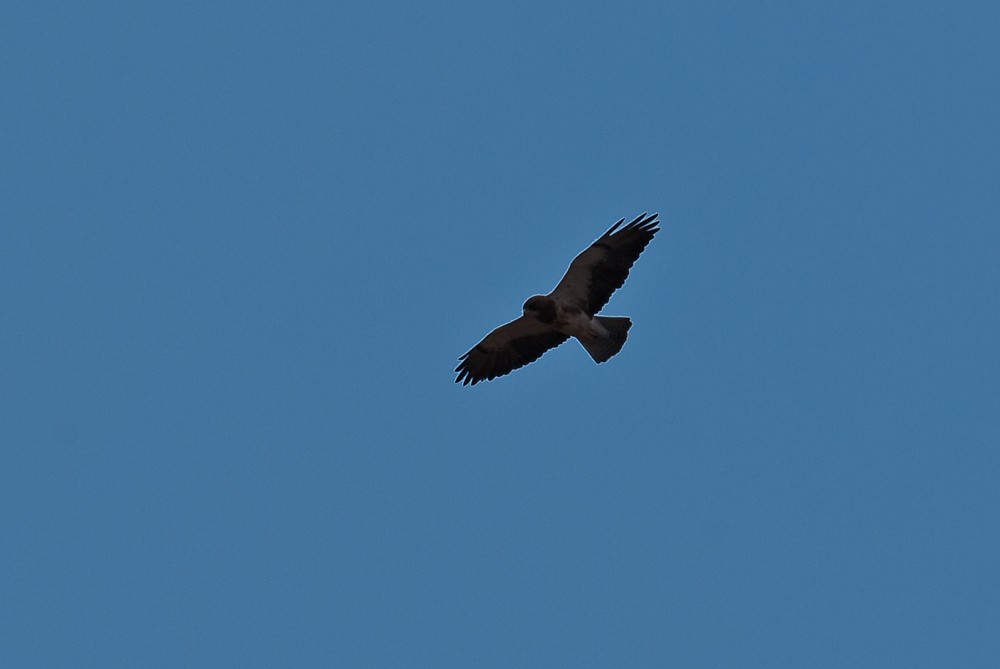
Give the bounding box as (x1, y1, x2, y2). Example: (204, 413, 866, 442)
(3, 1, 999, 666)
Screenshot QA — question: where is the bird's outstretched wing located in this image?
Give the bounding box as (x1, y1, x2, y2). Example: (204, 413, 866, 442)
(455, 316, 570, 385)
(551, 213, 660, 315)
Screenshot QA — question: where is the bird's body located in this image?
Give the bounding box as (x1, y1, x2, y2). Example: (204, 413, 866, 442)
(455, 213, 659, 385)
(522, 294, 630, 359)
(548, 303, 601, 341)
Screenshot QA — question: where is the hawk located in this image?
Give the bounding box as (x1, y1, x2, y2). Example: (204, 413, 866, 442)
(455, 212, 660, 385)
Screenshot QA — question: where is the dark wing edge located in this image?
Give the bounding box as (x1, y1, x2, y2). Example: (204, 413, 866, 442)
(455, 319, 570, 386)
(555, 212, 660, 315)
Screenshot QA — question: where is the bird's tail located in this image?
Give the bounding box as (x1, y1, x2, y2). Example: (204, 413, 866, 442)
(579, 316, 632, 364)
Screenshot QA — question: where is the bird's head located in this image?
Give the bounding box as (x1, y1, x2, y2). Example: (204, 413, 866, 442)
(522, 295, 545, 314)
(522, 295, 556, 324)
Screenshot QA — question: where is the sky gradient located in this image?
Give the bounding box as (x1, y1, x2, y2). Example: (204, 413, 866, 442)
(3, 1, 999, 667)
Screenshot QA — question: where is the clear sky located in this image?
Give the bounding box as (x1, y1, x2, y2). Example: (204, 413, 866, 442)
(3, 1, 999, 667)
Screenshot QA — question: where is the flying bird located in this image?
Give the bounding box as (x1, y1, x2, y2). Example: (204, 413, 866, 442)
(455, 212, 660, 385)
